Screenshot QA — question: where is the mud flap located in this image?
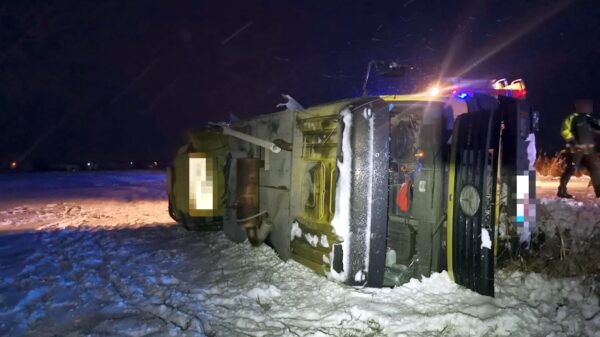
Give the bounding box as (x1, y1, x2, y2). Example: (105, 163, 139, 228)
(447, 109, 500, 296)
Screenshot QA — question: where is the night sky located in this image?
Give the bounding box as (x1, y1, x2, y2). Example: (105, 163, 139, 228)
(1, 0, 599, 165)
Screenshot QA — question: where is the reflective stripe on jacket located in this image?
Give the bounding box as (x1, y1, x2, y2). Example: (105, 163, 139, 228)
(560, 113, 577, 142)
(561, 112, 600, 146)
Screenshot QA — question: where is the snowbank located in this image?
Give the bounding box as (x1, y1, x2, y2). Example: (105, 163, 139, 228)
(329, 109, 353, 282)
(538, 198, 600, 241)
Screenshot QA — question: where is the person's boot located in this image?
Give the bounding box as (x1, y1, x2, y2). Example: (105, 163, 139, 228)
(557, 185, 574, 199)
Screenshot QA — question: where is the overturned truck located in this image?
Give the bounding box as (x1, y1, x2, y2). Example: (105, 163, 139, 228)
(167, 79, 537, 296)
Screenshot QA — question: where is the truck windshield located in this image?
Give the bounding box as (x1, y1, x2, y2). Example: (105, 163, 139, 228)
(389, 103, 424, 172)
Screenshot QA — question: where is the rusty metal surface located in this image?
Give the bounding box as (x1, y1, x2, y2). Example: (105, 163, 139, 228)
(236, 158, 261, 230)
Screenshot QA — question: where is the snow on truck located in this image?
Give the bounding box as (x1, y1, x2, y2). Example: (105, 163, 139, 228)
(166, 66, 538, 296)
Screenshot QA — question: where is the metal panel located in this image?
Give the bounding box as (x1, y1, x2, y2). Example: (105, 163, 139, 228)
(221, 111, 295, 257)
(289, 103, 344, 272)
(346, 100, 390, 286)
(255, 112, 294, 260)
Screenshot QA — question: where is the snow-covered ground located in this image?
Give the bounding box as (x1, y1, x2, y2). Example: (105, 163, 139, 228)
(0, 171, 599, 337)
(536, 174, 600, 246)
(537, 174, 596, 200)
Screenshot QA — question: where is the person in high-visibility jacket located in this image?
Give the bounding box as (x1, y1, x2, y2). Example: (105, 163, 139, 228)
(558, 99, 600, 198)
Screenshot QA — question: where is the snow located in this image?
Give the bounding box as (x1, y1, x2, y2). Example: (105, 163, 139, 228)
(329, 108, 353, 282)
(481, 228, 492, 249)
(245, 283, 282, 300)
(538, 197, 600, 239)
(363, 107, 375, 273)
(354, 270, 366, 283)
(536, 174, 599, 240)
(386, 248, 397, 267)
(536, 173, 595, 200)
(319, 234, 329, 248)
(303, 233, 319, 247)
(0, 171, 599, 336)
(290, 221, 302, 240)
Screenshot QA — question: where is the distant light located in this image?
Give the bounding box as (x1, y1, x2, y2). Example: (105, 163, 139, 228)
(415, 149, 425, 159)
(429, 87, 440, 96)
(130, 161, 134, 165)
(10, 161, 17, 170)
(457, 92, 469, 99)
(87, 162, 91, 167)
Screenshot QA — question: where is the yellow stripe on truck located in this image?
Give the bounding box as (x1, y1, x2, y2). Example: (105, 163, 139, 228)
(493, 130, 503, 258)
(446, 119, 460, 282)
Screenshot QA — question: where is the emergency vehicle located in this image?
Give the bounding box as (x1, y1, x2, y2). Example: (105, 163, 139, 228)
(167, 66, 537, 296)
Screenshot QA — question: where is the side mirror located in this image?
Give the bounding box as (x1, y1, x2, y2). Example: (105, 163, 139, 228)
(374, 61, 408, 77)
(362, 61, 410, 96)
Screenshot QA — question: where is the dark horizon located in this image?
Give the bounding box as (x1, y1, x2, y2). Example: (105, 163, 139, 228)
(1, 0, 599, 165)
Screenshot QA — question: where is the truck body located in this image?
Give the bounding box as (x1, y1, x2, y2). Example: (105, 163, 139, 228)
(168, 81, 537, 296)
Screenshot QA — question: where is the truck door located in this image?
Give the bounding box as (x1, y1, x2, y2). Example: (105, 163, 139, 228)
(446, 108, 501, 296)
(385, 100, 450, 286)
